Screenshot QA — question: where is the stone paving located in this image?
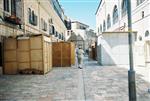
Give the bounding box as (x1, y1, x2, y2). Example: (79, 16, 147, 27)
(0, 57, 150, 101)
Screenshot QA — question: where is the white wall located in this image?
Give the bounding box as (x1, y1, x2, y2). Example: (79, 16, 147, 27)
(96, 0, 150, 66)
(97, 32, 136, 66)
(71, 23, 77, 30)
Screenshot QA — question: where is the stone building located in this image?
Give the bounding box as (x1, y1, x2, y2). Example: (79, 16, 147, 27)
(70, 21, 89, 50)
(0, 0, 67, 72)
(0, 0, 67, 40)
(96, 0, 150, 67)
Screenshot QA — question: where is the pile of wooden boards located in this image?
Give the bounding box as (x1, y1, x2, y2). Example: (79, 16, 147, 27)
(52, 42, 75, 67)
(4, 34, 52, 75)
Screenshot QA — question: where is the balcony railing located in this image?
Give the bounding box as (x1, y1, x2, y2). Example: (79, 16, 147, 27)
(0, 6, 22, 25)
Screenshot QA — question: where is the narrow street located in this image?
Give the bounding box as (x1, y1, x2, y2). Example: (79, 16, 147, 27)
(0, 56, 150, 101)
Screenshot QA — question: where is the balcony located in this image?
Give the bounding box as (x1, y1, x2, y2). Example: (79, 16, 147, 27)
(4, 14, 21, 25)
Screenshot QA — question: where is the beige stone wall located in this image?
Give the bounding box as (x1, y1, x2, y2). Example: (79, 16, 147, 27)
(0, 0, 67, 41)
(23, 0, 67, 38)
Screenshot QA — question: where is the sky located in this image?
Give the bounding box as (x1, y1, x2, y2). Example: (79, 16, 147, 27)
(59, 0, 100, 30)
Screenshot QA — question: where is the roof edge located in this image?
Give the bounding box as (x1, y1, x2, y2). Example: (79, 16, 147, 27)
(95, 0, 102, 15)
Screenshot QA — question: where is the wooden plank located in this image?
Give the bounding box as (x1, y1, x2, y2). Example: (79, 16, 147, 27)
(43, 42, 47, 73)
(52, 42, 75, 67)
(4, 38, 18, 74)
(4, 62, 17, 75)
(30, 36, 42, 49)
(52, 42, 61, 67)
(17, 40, 29, 51)
(41, 35, 44, 73)
(4, 38, 16, 50)
(4, 35, 52, 75)
(31, 50, 43, 61)
(17, 52, 30, 62)
(62, 42, 71, 66)
(31, 62, 43, 71)
(4, 51, 16, 62)
(17, 39, 30, 72)
(71, 42, 75, 65)
(18, 63, 30, 71)
(49, 43, 52, 69)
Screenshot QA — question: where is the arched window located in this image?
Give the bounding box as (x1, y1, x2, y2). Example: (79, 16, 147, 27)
(137, 0, 145, 6)
(145, 30, 150, 37)
(107, 14, 111, 29)
(103, 20, 106, 32)
(122, 0, 127, 17)
(113, 5, 118, 24)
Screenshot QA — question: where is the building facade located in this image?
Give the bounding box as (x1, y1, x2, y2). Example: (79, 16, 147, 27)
(0, 0, 67, 41)
(71, 21, 89, 50)
(0, 0, 67, 70)
(96, 0, 150, 66)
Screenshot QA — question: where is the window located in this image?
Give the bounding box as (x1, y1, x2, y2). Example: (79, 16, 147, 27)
(55, 31, 58, 37)
(28, 8, 32, 23)
(49, 25, 53, 35)
(41, 18, 47, 31)
(67, 31, 70, 36)
(107, 14, 111, 29)
(41, 18, 44, 29)
(62, 35, 64, 40)
(59, 34, 62, 39)
(28, 9, 37, 26)
(32, 11, 34, 22)
(52, 25, 55, 35)
(103, 20, 106, 32)
(139, 36, 142, 41)
(4, 0, 9, 12)
(142, 11, 144, 18)
(122, 0, 127, 17)
(61, 35, 63, 40)
(137, 0, 145, 6)
(100, 25, 102, 32)
(145, 30, 150, 37)
(97, 27, 99, 34)
(11, 0, 16, 15)
(113, 5, 118, 24)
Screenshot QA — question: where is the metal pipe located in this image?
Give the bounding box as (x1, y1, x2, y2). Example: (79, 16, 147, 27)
(127, 0, 137, 101)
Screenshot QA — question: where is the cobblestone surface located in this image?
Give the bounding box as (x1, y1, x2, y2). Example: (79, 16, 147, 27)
(0, 68, 81, 101)
(0, 57, 150, 101)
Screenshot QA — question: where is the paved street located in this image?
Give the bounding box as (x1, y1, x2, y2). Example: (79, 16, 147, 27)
(0, 57, 150, 101)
